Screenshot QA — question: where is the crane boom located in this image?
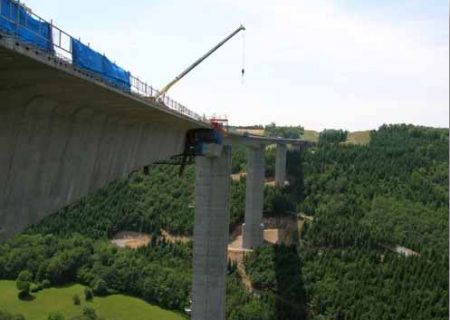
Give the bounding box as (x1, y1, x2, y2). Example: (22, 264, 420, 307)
(155, 24, 246, 100)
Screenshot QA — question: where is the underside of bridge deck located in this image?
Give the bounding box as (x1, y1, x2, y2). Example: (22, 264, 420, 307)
(0, 38, 205, 240)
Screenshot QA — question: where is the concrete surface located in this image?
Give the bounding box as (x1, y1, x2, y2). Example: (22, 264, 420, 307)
(242, 145, 265, 249)
(0, 36, 205, 240)
(225, 131, 312, 148)
(275, 144, 287, 186)
(192, 146, 231, 320)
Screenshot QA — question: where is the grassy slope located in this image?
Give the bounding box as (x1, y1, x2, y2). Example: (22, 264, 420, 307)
(231, 127, 370, 145)
(0, 281, 186, 320)
(302, 130, 320, 142)
(345, 130, 371, 145)
(302, 129, 371, 145)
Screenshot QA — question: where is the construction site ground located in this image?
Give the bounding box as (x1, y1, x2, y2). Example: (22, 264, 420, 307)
(111, 229, 190, 249)
(111, 214, 311, 292)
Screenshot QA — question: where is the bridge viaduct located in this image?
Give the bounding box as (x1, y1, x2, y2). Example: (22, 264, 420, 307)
(0, 33, 309, 320)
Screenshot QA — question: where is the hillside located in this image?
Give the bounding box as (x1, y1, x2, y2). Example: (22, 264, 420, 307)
(231, 125, 370, 145)
(302, 129, 320, 143)
(345, 130, 371, 145)
(298, 124, 448, 319)
(303, 129, 371, 145)
(0, 124, 447, 319)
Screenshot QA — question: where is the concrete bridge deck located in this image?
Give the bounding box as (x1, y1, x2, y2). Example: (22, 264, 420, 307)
(226, 131, 314, 147)
(0, 34, 207, 127)
(0, 36, 207, 240)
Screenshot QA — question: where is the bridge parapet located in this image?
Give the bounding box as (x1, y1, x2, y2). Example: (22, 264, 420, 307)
(0, 0, 205, 122)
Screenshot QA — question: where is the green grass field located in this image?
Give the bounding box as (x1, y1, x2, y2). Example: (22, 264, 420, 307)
(0, 280, 186, 320)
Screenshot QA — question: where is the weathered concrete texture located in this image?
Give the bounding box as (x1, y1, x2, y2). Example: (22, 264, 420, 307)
(242, 145, 265, 249)
(192, 146, 231, 320)
(0, 40, 205, 240)
(275, 144, 287, 186)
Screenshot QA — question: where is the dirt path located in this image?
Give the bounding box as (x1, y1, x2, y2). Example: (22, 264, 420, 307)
(110, 231, 151, 249)
(380, 243, 420, 257)
(160, 230, 190, 244)
(231, 172, 247, 181)
(298, 212, 314, 221)
(227, 216, 300, 291)
(264, 179, 276, 187)
(228, 235, 254, 292)
(230, 173, 278, 187)
(297, 219, 305, 239)
(237, 260, 253, 291)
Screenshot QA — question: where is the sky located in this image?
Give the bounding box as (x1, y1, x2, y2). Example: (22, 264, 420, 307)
(25, 0, 449, 131)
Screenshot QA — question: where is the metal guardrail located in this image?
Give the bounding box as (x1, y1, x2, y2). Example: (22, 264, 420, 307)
(0, 0, 207, 123)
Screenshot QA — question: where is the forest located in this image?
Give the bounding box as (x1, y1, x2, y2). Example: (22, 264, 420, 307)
(298, 124, 448, 319)
(0, 124, 448, 319)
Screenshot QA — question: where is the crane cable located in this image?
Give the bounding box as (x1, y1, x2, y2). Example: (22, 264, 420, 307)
(241, 28, 246, 85)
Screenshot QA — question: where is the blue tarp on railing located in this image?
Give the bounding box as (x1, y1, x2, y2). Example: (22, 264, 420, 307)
(72, 39, 131, 91)
(0, 0, 52, 52)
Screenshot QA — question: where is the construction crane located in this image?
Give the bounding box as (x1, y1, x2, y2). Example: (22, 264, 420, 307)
(154, 24, 246, 101)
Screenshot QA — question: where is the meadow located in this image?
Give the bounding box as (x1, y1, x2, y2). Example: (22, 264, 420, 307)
(0, 281, 186, 320)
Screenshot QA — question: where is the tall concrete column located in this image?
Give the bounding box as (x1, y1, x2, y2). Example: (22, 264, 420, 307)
(192, 145, 231, 320)
(242, 145, 265, 249)
(275, 144, 287, 186)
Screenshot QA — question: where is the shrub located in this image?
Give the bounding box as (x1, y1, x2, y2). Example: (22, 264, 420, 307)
(72, 294, 81, 305)
(48, 312, 65, 320)
(30, 283, 43, 293)
(92, 279, 108, 296)
(84, 287, 93, 301)
(17, 290, 30, 300)
(0, 309, 26, 320)
(16, 270, 32, 297)
(41, 279, 51, 288)
(82, 306, 97, 320)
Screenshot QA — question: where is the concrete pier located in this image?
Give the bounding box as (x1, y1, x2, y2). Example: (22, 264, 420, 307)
(242, 146, 265, 249)
(275, 144, 287, 186)
(192, 146, 231, 320)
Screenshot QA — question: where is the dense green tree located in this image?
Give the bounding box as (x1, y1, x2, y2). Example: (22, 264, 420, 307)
(318, 129, 348, 145)
(92, 279, 108, 296)
(16, 270, 32, 298)
(82, 307, 97, 320)
(72, 294, 81, 306)
(84, 288, 93, 301)
(265, 123, 305, 139)
(299, 124, 448, 319)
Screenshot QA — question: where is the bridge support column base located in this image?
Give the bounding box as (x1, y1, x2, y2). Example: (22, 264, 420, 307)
(242, 146, 265, 249)
(192, 146, 231, 320)
(275, 144, 287, 186)
(242, 222, 264, 249)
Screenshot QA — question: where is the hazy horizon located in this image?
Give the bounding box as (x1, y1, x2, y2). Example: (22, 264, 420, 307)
(232, 122, 449, 132)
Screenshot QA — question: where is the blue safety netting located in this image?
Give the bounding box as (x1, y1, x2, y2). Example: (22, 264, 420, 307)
(213, 129, 223, 144)
(0, 0, 52, 52)
(72, 39, 131, 91)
